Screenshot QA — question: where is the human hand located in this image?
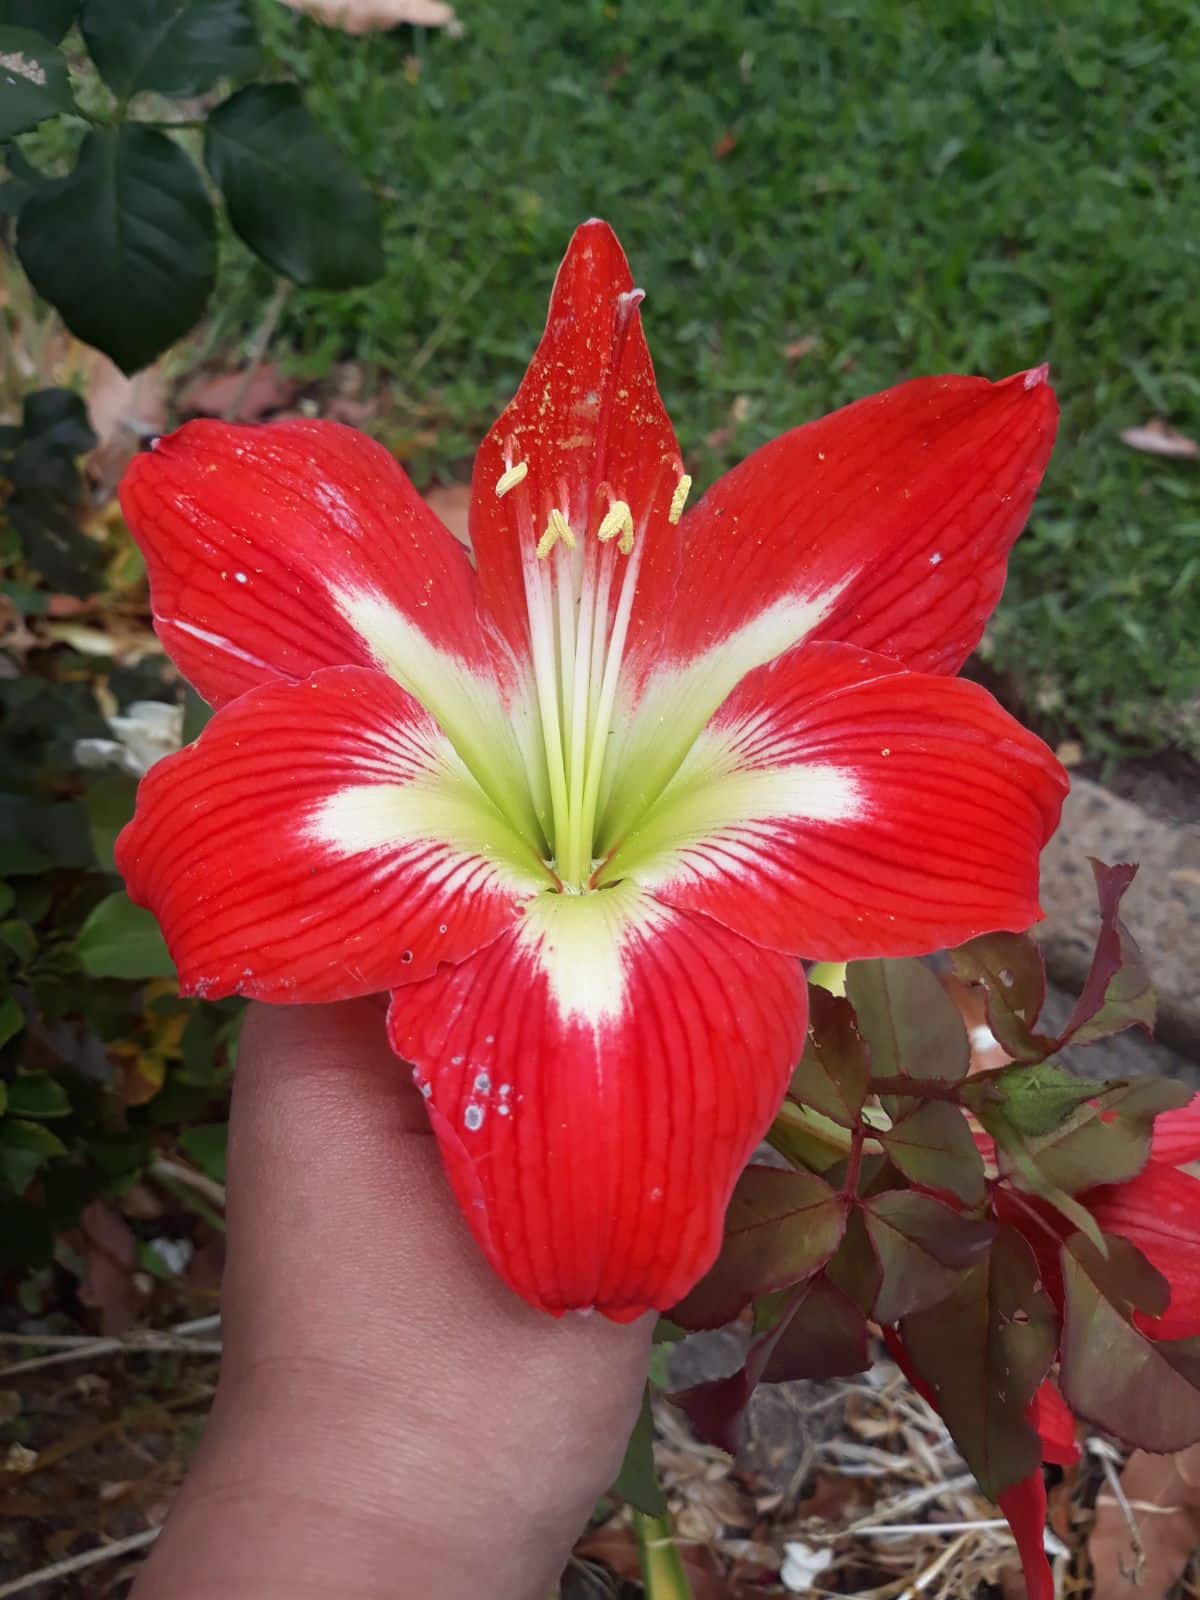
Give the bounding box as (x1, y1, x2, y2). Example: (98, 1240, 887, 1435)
(132, 1000, 652, 1600)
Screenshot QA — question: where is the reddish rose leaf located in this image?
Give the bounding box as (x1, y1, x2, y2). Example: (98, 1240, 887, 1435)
(847, 956, 969, 1090)
(864, 1190, 997, 1325)
(880, 1100, 987, 1207)
(760, 1275, 870, 1383)
(901, 1227, 1058, 1500)
(1060, 1231, 1200, 1451)
(1055, 860, 1155, 1048)
(824, 1206, 882, 1315)
(670, 1166, 847, 1332)
(789, 985, 869, 1128)
(950, 930, 1053, 1063)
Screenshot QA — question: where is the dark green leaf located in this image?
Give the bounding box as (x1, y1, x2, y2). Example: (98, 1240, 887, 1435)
(0, 0, 79, 41)
(179, 1122, 226, 1182)
(80, 0, 259, 97)
(0, 26, 73, 138)
(846, 957, 968, 1086)
(0, 992, 22, 1049)
(7, 493, 104, 595)
(863, 1190, 997, 1325)
(902, 1228, 1058, 1500)
(83, 775, 138, 873)
(950, 931, 1052, 1062)
(5, 1072, 70, 1119)
(205, 83, 383, 289)
(880, 1100, 987, 1206)
(22, 387, 96, 455)
(671, 1165, 847, 1331)
(760, 1276, 870, 1383)
(1060, 1231, 1200, 1451)
(0, 1192, 53, 1269)
(18, 125, 216, 373)
(0, 919, 36, 964)
(789, 986, 869, 1127)
(0, 1117, 67, 1193)
(76, 891, 175, 979)
(612, 1386, 666, 1516)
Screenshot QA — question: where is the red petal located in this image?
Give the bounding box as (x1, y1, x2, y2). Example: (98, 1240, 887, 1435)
(116, 667, 543, 1002)
(120, 418, 491, 707)
(469, 220, 684, 672)
(663, 368, 1057, 677)
(997, 1473, 1054, 1600)
(1030, 1380, 1081, 1467)
(612, 641, 1067, 959)
(1085, 1163, 1200, 1338)
(386, 884, 806, 1319)
(1150, 1094, 1200, 1165)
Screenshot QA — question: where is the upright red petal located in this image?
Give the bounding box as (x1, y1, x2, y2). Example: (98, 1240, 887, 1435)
(1085, 1163, 1200, 1339)
(117, 668, 546, 1003)
(1150, 1094, 1200, 1165)
(469, 220, 684, 673)
(120, 417, 492, 707)
(387, 883, 806, 1320)
(607, 641, 1067, 959)
(662, 369, 1057, 679)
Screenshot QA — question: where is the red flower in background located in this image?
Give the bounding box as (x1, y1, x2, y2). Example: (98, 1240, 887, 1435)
(115, 220, 1066, 1320)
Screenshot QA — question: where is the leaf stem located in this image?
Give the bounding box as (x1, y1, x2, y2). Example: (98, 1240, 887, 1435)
(843, 1122, 866, 1197)
(634, 1509, 694, 1600)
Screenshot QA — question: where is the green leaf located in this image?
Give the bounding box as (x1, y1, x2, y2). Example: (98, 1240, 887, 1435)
(83, 774, 138, 873)
(963, 1059, 1100, 1139)
(80, 0, 259, 97)
(789, 986, 869, 1128)
(612, 1386, 666, 1516)
(205, 83, 383, 289)
(902, 1228, 1058, 1500)
(1060, 1231, 1200, 1452)
(5, 1072, 70, 1119)
(0, 1117, 67, 1193)
(0, 0, 79, 42)
(950, 931, 1053, 1063)
(0, 1192, 53, 1269)
(76, 891, 175, 979)
(179, 1122, 226, 1183)
(670, 1166, 847, 1331)
(846, 957, 968, 1086)
(1022, 1076, 1190, 1194)
(0, 992, 17, 1049)
(0, 25, 74, 139)
(863, 1190, 997, 1325)
(880, 1100, 987, 1207)
(0, 919, 36, 964)
(18, 125, 216, 374)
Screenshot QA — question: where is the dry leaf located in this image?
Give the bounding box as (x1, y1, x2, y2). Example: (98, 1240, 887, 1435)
(179, 364, 299, 423)
(1119, 419, 1198, 459)
(83, 352, 168, 499)
(1090, 1446, 1200, 1599)
(423, 483, 472, 545)
(275, 0, 463, 36)
(78, 1200, 141, 1336)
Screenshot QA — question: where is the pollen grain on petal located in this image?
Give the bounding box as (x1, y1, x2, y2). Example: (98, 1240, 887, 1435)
(495, 460, 528, 497)
(668, 473, 693, 525)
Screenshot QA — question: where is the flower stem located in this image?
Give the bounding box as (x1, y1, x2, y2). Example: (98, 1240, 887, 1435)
(634, 1509, 694, 1600)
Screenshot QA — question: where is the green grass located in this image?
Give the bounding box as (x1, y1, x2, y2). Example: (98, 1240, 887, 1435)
(219, 0, 1200, 757)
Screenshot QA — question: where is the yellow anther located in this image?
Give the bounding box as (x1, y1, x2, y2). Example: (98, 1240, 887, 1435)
(596, 500, 635, 549)
(536, 508, 576, 559)
(495, 460, 528, 497)
(668, 473, 693, 525)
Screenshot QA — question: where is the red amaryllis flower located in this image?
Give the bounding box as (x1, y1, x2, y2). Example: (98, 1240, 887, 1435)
(116, 221, 1066, 1320)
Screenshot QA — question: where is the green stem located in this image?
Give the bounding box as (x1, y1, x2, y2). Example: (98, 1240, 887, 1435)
(634, 1509, 694, 1600)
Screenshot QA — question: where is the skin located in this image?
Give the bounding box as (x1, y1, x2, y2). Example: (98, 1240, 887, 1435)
(132, 1000, 652, 1600)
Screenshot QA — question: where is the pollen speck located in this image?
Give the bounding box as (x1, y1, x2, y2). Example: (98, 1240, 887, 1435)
(668, 473, 692, 525)
(495, 460, 528, 497)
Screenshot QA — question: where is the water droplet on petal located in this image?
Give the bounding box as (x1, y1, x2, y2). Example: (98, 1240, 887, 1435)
(464, 1103, 484, 1131)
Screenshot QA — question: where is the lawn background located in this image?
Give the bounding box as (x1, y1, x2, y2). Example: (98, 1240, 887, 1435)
(210, 0, 1200, 757)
